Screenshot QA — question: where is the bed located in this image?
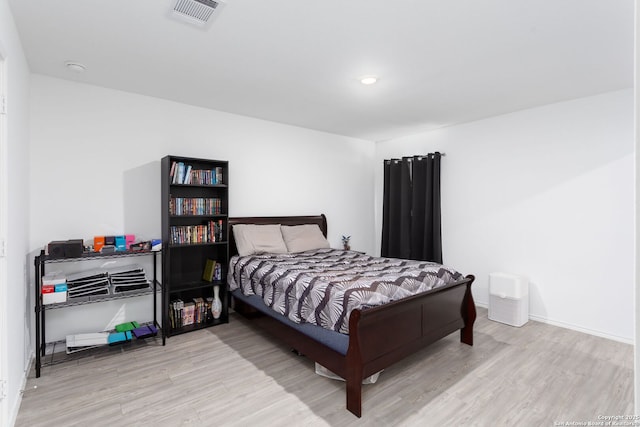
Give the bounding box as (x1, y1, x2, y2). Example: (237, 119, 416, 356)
(227, 214, 476, 417)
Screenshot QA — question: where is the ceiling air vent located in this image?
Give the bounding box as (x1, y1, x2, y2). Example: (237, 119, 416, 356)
(170, 0, 226, 28)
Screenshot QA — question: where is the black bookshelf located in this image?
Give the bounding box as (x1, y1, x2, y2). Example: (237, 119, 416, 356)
(161, 155, 230, 339)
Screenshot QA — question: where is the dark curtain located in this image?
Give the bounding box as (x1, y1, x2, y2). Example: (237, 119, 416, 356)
(381, 153, 442, 263)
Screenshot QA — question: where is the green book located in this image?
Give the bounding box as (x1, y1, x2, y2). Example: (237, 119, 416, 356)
(202, 259, 216, 282)
(114, 321, 139, 332)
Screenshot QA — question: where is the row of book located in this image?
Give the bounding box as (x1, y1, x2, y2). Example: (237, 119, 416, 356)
(66, 264, 150, 299)
(169, 297, 213, 328)
(169, 197, 224, 216)
(170, 161, 224, 185)
(170, 220, 224, 245)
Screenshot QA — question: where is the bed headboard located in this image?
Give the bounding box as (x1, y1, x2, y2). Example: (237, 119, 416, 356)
(228, 214, 328, 257)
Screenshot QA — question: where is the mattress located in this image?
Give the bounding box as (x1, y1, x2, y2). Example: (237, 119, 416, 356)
(228, 248, 463, 334)
(232, 289, 349, 355)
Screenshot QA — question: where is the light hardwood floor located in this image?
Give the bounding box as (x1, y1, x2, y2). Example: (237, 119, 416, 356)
(15, 307, 633, 427)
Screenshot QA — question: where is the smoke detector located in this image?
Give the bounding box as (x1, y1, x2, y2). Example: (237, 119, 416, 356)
(170, 0, 226, 28)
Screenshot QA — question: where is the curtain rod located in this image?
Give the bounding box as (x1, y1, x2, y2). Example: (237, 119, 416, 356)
(413, 152, 445, 157)
(385, 152, 445, 163)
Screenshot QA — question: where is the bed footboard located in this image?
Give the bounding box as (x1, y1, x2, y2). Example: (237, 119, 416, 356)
(232, 274, 476, 418)
(345, 274, 476, 417)
(460, 274, 476, 345)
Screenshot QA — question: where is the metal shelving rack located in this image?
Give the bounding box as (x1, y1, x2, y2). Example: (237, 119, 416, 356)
(33, 249, 162, 378)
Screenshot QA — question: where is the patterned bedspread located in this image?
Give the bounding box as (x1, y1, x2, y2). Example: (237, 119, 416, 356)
(228, 248, 463, 334)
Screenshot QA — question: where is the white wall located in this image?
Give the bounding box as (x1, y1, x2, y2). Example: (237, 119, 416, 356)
(0, 1, 31, 426)
(29, 75, 375, 340)
(634, 0, 639, 412)
(376, 89, 634, 342)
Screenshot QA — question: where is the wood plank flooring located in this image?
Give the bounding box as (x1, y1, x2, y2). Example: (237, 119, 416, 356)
(15, 308, 633, 426)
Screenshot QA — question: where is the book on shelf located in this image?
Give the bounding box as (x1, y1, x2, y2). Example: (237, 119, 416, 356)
(170, 299, 184, 328)
(169, 161, 224, 186)
(169, 220, 224, 245)
(183, 302, 195, 326)
(206, 297, 213, 321)
(179, 163, 186, 184)
(170, 161, 177, 181)
(169, 197, 222, 216)
(170, 161, 193, 185)
(171, 297, 214, 328)
(203, 259, 216, 282)
(172, 162, 183, 184)
(193, 297, 204, 324)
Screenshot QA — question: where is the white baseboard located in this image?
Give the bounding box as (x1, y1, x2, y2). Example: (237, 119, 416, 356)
(475, 302, 633, 345)
(8, 351, 32, 427)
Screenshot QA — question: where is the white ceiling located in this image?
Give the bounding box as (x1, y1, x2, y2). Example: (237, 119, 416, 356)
(8, 0, 634, 142)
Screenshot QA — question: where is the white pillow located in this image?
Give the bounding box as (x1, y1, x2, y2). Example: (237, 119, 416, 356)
(281, 224, 330, 253)
(233, 224, 288, 256)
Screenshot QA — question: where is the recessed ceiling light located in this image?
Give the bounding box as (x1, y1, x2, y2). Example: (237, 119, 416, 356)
(65, 61, 86, 73)
(360, 75, 378, 85)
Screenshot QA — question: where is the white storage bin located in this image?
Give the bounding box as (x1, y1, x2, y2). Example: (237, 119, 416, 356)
(488, 272, 529, 327)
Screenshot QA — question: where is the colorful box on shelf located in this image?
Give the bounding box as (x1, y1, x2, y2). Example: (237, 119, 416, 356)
(93, 236, 105, 252)
(42, 287, 67, 304)
(115, 235, 126, 251)
(132, 324, 158, 339)
(108, 331, 132, 345)
(94, 234, 136, 252)
(42, 273, 68, 304)
(114, 321, 139, 332)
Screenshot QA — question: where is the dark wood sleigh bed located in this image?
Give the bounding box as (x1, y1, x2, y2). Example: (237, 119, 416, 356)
(228, 214, 476, 417)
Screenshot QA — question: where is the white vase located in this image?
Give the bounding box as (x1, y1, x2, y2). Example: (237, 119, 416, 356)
(212, 285, 222, 320)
